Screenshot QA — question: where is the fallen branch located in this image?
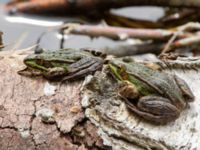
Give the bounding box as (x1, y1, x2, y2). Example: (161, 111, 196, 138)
(172, 34, 200, 48)
(159, 8, 197, 24)
(62, 23, 200, 57)
(101, 12, 162, 29)
(160, 22, 200, 56)
(63, 24, 173, 40)
(6, 0, 200, 14)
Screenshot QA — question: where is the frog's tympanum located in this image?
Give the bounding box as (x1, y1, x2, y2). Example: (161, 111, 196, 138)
(18, 49, 105, 81)
(109, 59, 194, 124)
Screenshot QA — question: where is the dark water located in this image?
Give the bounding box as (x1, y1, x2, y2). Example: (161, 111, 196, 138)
(0, 1, 164, 51)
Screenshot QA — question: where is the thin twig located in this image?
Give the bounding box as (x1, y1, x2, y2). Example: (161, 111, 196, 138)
(172, 34, 200, 48)
(160, 31, 181, 55)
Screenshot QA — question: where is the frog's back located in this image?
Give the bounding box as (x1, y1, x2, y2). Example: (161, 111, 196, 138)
(42, 49, 85, 60)
(126, 62, 184, 102)
(28, 49, 92, 62)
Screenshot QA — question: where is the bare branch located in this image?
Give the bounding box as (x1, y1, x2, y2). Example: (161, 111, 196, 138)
(6, 0, 200, 14)
(63, 24, 173, 41)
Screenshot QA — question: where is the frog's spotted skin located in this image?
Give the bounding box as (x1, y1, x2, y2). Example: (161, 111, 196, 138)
(19, 49, 105, 80)
(109, 59, 194, 124)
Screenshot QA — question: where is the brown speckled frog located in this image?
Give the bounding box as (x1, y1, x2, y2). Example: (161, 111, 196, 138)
(18, 48, 105, 81)
(108, 59, 194, 124)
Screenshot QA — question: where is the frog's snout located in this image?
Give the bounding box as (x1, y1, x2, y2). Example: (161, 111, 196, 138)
(185, 93, 195, 102)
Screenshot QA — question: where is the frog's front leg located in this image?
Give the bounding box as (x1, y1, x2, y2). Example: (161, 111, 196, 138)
(125, 95, 180, 124)
(174, 75, 194, 102)
(118, 81, 139, 99)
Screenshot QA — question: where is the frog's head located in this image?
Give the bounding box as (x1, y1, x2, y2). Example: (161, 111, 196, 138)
(108, 59, 129, 81)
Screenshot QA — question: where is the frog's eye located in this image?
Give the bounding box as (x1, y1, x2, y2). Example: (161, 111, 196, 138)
(119, 66, 129, 80)
(36, 59, 43, 65)
(36, 60, 51, 68)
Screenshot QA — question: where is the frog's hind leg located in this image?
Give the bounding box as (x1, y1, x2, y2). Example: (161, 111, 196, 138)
(68, 57, 101, 73)
(62, 59, 103, 81)
(124, 95, 180, 124)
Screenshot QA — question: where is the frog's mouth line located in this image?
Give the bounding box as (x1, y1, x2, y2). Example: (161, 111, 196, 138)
(25, 59, 71, 72)
(25, 60, 48, 72)
(108, 64, 123, 81)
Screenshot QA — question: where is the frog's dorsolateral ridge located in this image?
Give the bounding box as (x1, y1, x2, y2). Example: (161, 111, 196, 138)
(108, 59, 194, 124)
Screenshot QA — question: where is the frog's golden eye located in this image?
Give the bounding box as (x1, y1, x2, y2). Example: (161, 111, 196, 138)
(36, 60, 51, 68)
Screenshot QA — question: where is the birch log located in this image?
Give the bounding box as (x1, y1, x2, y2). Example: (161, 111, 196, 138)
(82, 62, 200, 150)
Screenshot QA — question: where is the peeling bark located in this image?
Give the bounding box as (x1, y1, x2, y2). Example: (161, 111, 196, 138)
(82, 66, 200, 150)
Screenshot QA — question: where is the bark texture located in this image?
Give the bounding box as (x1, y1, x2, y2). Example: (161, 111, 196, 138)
(0, 50, 199, 150)
(82, 65, 200, 150)
(0, 50, 104, 150)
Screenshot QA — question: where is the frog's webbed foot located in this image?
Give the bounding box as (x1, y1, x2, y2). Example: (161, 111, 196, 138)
(124, 95, 180, 124)
(174, 75, 195, 102)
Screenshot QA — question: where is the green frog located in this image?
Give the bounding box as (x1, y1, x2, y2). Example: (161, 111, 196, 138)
(108, 58, 194, 124)
(18, 48, 105, 81)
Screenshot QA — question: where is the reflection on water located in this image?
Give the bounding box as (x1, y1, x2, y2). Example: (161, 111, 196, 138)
(0, 1, 164, 52)
(5, 15, 63, 26)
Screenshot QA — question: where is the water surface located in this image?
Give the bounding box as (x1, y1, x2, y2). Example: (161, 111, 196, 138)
(0, 1, 164, 51)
